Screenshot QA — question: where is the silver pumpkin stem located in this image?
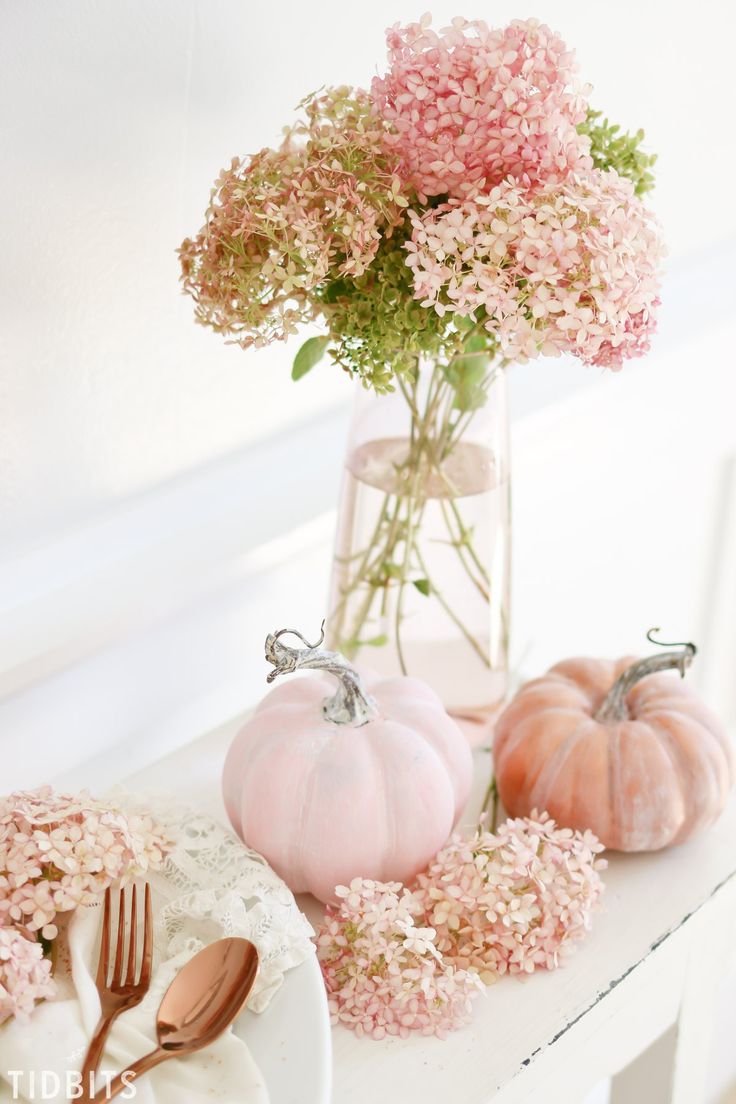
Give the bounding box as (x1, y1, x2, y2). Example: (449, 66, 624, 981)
(595, 628, 697, 723)
(264, 623, 379, 727)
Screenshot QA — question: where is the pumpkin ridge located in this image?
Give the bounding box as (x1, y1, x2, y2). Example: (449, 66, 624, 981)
(528, 719, 597, 817)
(494, 706, 586, 778)
(613, 719, 684, 850)
(297, 722, 373, 899)
(643, 710, 729, 840)
(549, 659, 619, 710)
(247, 717, 336, 894)
(635, 692, 733, 753)
(494, 693, 591, 764)
(386, 697, 472, 816)
(371, 723, 396, 884)
(367, 717, 455, 884)
(254, 678, 328, 716)
(519, 675, 590, 701)
(607, 722, 622, 848)
(239, 704, 329, 800)
(224, 706, 316, 832)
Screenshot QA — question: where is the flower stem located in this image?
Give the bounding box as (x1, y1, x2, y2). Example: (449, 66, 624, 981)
(480, 776, 500, 833)
(413, 543, 490, 667)
(329, 356, 500, 677)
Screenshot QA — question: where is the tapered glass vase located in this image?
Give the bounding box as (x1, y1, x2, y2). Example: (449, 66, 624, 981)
(326, 357, 511, 747)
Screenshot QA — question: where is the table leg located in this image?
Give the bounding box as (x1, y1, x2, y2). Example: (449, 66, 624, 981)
(611, 878, 736, 1104)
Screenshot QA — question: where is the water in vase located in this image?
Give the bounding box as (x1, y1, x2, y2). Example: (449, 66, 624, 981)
(327, 436, 510, 745)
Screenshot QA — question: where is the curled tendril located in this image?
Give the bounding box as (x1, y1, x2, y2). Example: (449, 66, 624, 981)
(645, 627, 697, 657)
(271, 621, 326, 650)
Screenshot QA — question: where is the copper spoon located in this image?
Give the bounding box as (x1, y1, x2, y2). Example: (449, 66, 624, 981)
(92, 937, 259, 1103)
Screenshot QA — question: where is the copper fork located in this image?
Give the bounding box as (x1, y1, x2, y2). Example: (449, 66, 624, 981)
(80, 883, 153, 1098)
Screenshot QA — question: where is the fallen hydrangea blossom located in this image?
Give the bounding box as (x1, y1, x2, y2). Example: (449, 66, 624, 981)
(316, 878, 482, 1040)
(416, 812, 606, 982)
(0, 786, 169, 941)
(0, 926, 55, 1024)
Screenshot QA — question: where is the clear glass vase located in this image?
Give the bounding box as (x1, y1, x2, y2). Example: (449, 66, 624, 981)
(326, 356, 510, 747)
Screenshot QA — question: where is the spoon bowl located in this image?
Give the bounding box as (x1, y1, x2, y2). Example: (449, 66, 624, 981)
(158, 937, 259, 1052)
(93, 936, 259, 1102)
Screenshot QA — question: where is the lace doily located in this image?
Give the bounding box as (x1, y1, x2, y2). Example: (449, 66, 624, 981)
(118, 799, 315, 1014)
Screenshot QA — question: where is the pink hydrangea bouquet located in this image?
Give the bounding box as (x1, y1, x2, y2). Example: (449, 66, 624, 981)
(180, 13, 663, 703)
(180, 14, 661, 387)
(0, 787, 169, 1024)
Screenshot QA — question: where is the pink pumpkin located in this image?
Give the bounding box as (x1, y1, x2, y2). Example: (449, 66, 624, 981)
(223, 627, 473, 903)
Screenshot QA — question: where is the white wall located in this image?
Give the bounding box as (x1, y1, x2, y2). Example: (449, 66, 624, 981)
(2, 0, 735, 555)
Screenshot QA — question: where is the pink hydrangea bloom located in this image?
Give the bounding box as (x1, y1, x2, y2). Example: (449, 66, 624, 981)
(415, 812, 606, 981)
(0, 787, 169, 942)
(372, 15, 592, 198)
(406, 169, 663, 367)
(316, 878, 481, 1040)
(0, 927, 55, 1024)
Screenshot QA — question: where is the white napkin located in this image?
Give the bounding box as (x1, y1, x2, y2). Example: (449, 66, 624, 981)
(0, 805, 317, 1104)
(0, 903, 269, 1104)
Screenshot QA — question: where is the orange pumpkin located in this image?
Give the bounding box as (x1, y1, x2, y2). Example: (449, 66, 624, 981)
(493, 634, 734, 851)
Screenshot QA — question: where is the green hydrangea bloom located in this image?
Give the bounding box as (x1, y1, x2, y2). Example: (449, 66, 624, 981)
(579, 108, 658, 196)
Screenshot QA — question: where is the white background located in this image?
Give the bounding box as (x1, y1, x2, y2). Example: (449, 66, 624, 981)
(2, 0, 735, 555)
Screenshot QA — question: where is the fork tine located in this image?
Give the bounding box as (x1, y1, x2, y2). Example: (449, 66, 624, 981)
(139, 882, 153, 987)
(124, 884, 138, 985)
(112, 887, 126, 986)
(96, 887, 112, 987)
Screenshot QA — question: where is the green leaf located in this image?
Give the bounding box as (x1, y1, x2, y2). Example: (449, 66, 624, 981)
(321, 278, 349, 305)
(412, 578, 430, 597)
(578, 105, 657, 195)
(444, 333, 493, 411)
(292, 335, 329, 381)
(463, 333, 489, 354)
(338, 632, 388, 654)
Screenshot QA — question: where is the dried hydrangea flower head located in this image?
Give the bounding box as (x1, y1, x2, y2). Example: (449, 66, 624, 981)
(0, 926, 55, 1024)
(179, 87, 406, 352)
(0, 786, 169, 941)
(406, 169, 664, 368)
(316, 878, 482, 1039)
(372, 14, 592, 199)
(416, 811, 606, 982)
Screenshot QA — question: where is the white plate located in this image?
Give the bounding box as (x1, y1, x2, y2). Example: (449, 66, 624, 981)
(238, 954, 332, 1104)
(113, 722, 333, 1104)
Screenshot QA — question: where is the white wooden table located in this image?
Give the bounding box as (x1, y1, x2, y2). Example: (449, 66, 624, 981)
(93, 718, 736, 1104)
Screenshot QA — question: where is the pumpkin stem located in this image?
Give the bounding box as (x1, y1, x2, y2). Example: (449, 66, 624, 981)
(595, 629, 697, 723)
(264, 623, 379, 727)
